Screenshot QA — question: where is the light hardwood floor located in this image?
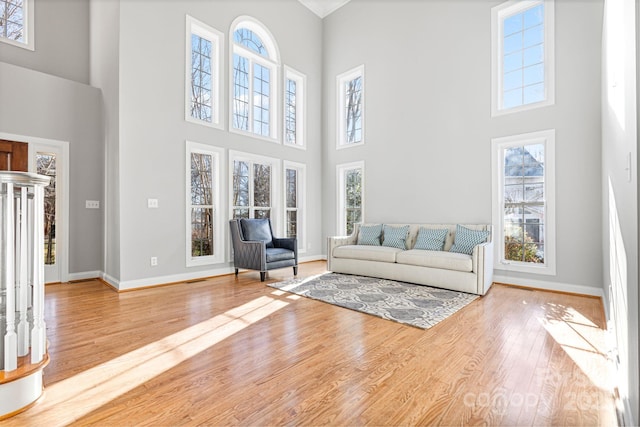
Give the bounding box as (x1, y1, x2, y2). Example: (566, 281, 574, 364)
(6, 261, 617, 426)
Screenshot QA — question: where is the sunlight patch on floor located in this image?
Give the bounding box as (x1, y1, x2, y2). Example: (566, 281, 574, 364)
(21, 296, 289, 425)
(539, 305, 612, 391)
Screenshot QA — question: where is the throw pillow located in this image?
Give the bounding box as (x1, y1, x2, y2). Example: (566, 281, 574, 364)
(382, 225, 410, 249)
(414, 227, 448, 251)
(449, 225, 489, 255)
(357, 224, 382, 246)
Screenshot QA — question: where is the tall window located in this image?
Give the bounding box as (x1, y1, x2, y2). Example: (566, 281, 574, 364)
(492, 130, 555, 275)
(491, 0, 554, 116)
(36, 153, 56, 265)
(186, 16, 223, 128)
(186, 141, 223, 266)
(284, 66, 306, 149)
(284, 161, 306, 252)
(230, 17, 280, 140)
(337, 161, 364, 235)
(0, 0, 34, 50)
(230, 151, 280, 225)
(337, 65, 365, 148)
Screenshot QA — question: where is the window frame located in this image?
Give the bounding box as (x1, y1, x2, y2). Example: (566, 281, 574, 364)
(491, 0, 555, 117)
(283, 65, 307, 150)
(229, 16, 280, 142)
(283, 160, 306, 253)
(0, 0, 34, 50)
(185, 141, 225, 267)
(336, 65, 365, 149)
(185, 15, 224, 129)
(229, 150, 281, 233)
(336, 161, 365, 236)
(491, 129, 556, 275)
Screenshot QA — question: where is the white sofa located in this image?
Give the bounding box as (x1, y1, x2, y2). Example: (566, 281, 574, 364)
(327, 223, 494, 295)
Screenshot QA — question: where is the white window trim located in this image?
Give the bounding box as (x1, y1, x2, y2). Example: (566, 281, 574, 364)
(228, 150, 282, 234)
(185, 15, 224, 129)
(283, 161, 307, 253)
(283, 65, 307, 150)
(336, 161, 365, 236)
(336, 65, 365, 149)
(228, 16, 280, 142)
(491, 0, 555, 117)
(0, 0, 34, 50)
(185, 141, 225, 267)
(491, 129, 556, 275)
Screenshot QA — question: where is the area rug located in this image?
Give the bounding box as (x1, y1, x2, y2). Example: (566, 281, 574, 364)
(267, 272, 479, 329)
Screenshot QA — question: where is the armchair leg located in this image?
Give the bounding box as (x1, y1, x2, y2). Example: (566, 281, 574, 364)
(260, 272, 266, 282)
(293, 266, 298, 276)
(235, 268, 239, 276)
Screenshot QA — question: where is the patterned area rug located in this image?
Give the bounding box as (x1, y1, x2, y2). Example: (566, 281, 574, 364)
(267, 272, 479, 329)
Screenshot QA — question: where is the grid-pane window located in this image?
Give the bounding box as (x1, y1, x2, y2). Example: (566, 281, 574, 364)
(190, 153, 214, 257)
(230, 19, 279, 140)
(285, 79, 297, 145)
(337, 66, 365, 148)
(231, 156, 275, 221)
(345, 76, 363, 144)
(284, 67, 306, 148)
(0, 0, 32, 49)
(285, 168, 298, 238)
(492, 130, 555, 275)
(503, 144, 545, 263)
(233, 54, 250, 131)
(492, 0, 554, 115)
(345, 169, 362, 235)
(186, 16, 223, 128)
(337, 162, 364, 235)
(186, 142, 223, 267)
(190, 35, 213, 122)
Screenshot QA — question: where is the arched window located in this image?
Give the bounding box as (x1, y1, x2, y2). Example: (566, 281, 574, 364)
(230, 17, 280, 140)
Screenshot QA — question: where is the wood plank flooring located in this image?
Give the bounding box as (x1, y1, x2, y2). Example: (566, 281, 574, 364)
(5, 261, 617, 426)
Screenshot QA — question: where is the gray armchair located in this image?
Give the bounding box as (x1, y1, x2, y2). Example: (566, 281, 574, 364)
(229, 218, 298, 282)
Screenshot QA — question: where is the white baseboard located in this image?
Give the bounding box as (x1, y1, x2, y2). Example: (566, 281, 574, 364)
(493, 274, 604, 298)
(300, 254, 327, 262)
(67, 271, 102, 282)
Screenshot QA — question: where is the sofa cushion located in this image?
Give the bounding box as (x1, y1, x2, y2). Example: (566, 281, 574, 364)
(414, 227, 448, 251)
(333, 245, 402, 263)
(357, 224, 382, 246)
(240, 218, 274, 248)
(382, 224, 409, 249)
(396, 249, 473, 272)
(449, 224, 489, 255)
(266, 248, 295, 262)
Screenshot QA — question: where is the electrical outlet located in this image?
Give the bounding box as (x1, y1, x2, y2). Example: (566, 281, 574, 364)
(150, 256, 158, 266)
(85, 200, 100, 209)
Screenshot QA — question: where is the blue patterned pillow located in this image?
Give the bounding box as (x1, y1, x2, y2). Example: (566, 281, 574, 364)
(449, 225, 489, 255)
(357, 224, 382, 246)
(414, 227, 448, 251)
(382, 225, 410, 249)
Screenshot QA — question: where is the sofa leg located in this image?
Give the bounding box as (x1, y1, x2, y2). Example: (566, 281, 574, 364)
(260, 272, 266, 282)
(293, 266, 298, 276)
(234, 268, 239, 276)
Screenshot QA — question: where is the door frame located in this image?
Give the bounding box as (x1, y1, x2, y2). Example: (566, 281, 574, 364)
(0, 131, 70, 283)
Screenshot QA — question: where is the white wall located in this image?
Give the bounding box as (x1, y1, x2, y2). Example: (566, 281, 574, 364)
(602, 0, 639, 423)
(0, 61, 104, 276)
(112, 0, 323, 286)
(0, 0, 90, 84)
(322, 0, 604, 293)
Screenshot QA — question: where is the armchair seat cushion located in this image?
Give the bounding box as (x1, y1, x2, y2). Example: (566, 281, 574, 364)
(266, 248, 295, 263)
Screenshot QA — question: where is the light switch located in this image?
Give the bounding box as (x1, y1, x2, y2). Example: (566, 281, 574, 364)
(148, 198, 159, 208)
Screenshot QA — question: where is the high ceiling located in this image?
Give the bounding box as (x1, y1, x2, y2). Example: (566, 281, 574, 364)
(297, 0, 351, 18)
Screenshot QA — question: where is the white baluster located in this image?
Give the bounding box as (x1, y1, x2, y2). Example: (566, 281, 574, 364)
(4, 182, 17, 371)
(30, 184, 46, 364)
(17, 187, 29, 356)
